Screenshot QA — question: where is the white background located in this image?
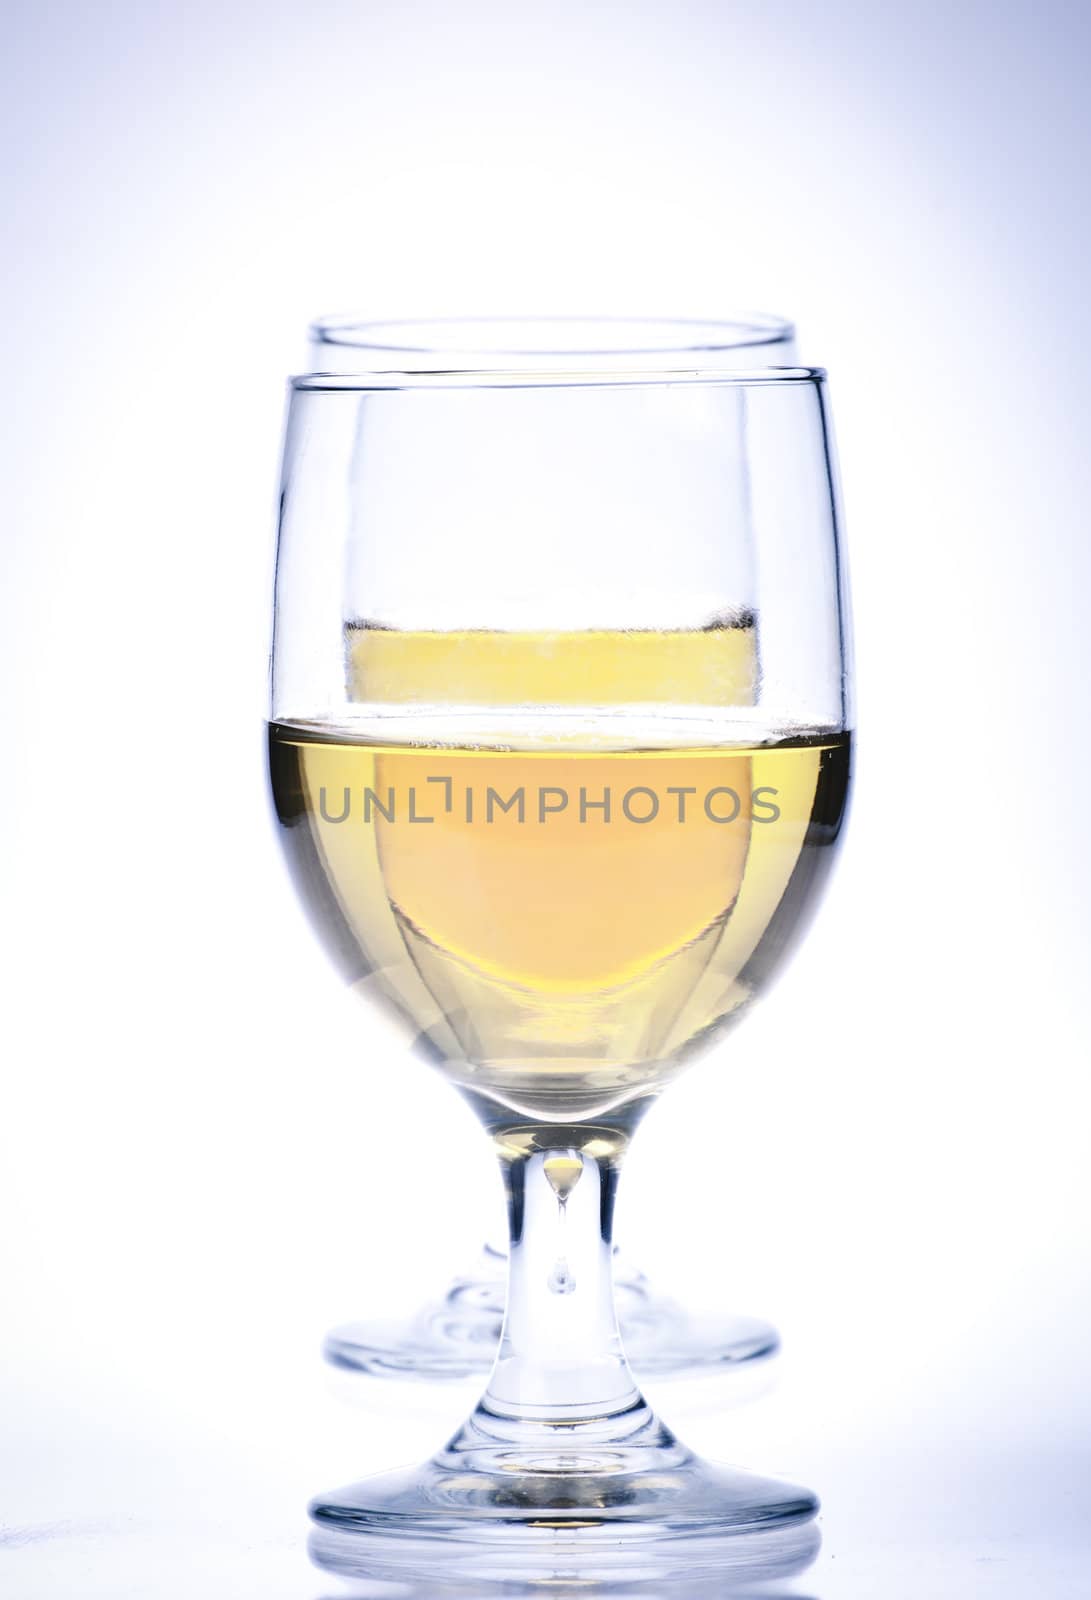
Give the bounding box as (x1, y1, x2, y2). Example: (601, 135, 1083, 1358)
(2, 1, 1089, 1593)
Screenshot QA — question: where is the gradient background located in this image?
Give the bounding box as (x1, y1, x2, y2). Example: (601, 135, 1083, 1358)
(1, 2, 1089, 1594)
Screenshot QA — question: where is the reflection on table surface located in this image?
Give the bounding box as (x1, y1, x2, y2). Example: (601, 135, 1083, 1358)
(3, 1508, 1090, 1599)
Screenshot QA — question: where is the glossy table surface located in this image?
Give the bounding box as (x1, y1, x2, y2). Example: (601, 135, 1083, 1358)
(4, 1352, 1086, 1599)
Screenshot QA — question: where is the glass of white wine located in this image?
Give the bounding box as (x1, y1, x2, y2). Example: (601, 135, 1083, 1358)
(304, 314, 801, 1386)
(268, 321, 852, 1581)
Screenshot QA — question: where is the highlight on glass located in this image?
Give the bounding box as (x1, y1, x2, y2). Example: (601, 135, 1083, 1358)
(267, 320, 853, 1579)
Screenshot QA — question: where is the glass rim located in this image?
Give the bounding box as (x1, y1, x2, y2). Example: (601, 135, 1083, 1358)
(290, 365, 826, 393)
(308, 312, 796, 357)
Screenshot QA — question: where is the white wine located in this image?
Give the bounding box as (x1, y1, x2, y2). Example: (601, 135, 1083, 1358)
(269, 629, 850, 1120)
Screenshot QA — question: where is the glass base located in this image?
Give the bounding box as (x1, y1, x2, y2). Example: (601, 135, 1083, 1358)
(310, 1411, 819, 1586)
(325, 1244, 779, 1380)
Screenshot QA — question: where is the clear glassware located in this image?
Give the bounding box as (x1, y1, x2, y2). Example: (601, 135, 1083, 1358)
(306, 314, 797, 1383)
(268, 324, 853, 1579)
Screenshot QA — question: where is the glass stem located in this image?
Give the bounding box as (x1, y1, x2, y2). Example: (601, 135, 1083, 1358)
(480, 1142, 643, 1426)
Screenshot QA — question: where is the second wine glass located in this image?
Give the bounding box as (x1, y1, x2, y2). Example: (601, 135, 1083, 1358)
(306, 313, 799, 1384)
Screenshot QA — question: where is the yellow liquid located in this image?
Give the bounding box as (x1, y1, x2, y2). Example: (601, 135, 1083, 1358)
(269, 727, 850, 1120)
(345, 619, 760, 707)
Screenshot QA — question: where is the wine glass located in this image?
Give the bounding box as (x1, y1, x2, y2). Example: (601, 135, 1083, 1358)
(304, 314, 799, 1383)
(268, 322, 852, 1579)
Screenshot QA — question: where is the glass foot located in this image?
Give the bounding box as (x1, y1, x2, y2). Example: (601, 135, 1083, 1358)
(310, 1410, 818, 1585)
(325, 1243, 778, 1380)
